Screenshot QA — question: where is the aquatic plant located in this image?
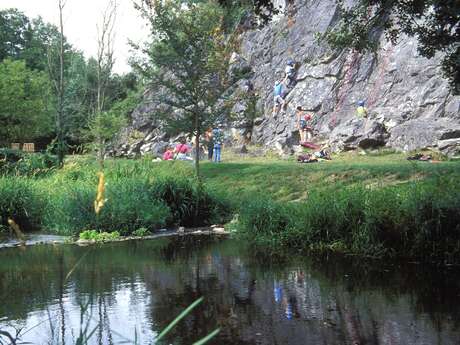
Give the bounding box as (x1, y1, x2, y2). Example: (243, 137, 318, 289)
(132, 227, 151, 237)
(79, 230, 120, 242)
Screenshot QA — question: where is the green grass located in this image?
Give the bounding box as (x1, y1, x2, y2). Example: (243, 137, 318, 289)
(201, 151, 460, 203)
(1, 150, 460, 263)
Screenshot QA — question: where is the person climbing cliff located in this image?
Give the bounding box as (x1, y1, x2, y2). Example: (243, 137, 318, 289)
(272, 79, 286, 115)
(356, 100, 368, 118)
(284, 59, 296, 88)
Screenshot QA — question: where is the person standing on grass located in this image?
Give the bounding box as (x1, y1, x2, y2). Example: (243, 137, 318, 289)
(212, 127, 224, 163)
(296, 106, 315, 143)
(205, 128, 214, 161)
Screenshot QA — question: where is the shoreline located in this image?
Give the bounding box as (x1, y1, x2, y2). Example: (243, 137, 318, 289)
(0, 227, 229, 250)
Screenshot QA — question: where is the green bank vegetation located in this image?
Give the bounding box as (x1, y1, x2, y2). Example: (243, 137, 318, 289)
(1, 151, 460, 263)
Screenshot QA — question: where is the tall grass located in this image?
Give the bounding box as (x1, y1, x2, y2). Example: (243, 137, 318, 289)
(0, 177, 44, 232)
(0, 158, 231, 235)
(236, 176, 460, 263)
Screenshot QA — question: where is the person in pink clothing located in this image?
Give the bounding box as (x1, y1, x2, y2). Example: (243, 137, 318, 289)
(174, 137, 192, 161)
(162, 147, 174, 160)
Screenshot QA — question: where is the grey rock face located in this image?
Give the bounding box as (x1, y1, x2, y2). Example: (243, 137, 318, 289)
(238, 0, 459, 155)
(116, 0, 460, 157)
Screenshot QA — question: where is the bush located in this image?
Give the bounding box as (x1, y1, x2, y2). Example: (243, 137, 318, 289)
(79, 230, 120, 241)
(150, 177, 231, 227)
(0, 149, 58, 177)
(133, 227, 151, 237)
(0, 177, 44, 232)
(40, 171, 230, 236)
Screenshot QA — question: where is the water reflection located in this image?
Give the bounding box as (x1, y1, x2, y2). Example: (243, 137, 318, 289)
(0, 236, 459, 344)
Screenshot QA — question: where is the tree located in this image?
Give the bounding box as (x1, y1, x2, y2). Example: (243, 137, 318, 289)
(90, 0, 118, 168)
(87, 108, 126, 164)
(96, 0, 117, 115)
(133, 0, 237, 178)
(0, 59, 54, 145)
(46, 0, 68, 166)
(321, 0, 460, 94)
(0, 9, 30, 62)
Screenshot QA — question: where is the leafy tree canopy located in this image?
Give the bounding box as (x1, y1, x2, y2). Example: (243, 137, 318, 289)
(0, 59, 54, 144)
(132, 0, 238, 176)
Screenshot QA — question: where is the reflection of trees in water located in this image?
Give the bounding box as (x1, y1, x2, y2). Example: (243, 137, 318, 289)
(1, 239, 460, 344)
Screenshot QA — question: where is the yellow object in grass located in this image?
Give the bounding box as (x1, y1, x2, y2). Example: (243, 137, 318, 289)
(8, 218, 26, 243)
(94, 171, 107, 215)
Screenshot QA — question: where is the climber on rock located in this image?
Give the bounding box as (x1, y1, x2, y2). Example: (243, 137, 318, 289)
(284, 59, 296, 88)
(272, 79, 286, 115)
(356, 100, 368, 118)
(296, 106, 316, 143)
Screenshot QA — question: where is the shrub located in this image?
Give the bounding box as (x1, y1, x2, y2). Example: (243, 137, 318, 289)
(149, 177, 231, 227)
(0, 177, 43, 231)
(79, 230, 121, 241)
(133, 227, 151, 237)
(0, 149, 58, 177)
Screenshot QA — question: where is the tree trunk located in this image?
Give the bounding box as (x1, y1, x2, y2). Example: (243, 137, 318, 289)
(194, 113, 201, 180)
(98, 137, 105, 170)
(57, 0, 66, 167)
(194, 113, 201, 227)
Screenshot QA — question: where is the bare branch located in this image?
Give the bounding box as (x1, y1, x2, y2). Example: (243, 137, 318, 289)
(96, 0, 117, 114)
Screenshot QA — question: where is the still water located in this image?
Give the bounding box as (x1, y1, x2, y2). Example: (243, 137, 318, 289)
(0, 236, 459, 345)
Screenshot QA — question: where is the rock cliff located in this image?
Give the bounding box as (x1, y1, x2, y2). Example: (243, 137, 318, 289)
(115, 0, 460, 157)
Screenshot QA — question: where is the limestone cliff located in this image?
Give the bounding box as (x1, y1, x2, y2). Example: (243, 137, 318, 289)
(115, 0, 460, 157)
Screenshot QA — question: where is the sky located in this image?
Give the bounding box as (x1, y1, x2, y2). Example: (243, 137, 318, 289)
(0, 0, 151, 73)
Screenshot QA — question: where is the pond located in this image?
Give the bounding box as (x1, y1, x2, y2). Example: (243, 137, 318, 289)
(0, 236, 459, 344)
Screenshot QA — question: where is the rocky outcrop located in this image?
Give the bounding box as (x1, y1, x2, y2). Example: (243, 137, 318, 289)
(240, 0, 460, 156)
(115, 0, 460, 157)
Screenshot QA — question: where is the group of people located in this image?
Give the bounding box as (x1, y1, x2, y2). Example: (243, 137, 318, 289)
(273, 59, 371, 146)
(161, 127, 224, 163)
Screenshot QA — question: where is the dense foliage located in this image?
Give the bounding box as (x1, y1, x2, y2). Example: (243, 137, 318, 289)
(0, 8, 138, 150)
(322, 0, 460, 93)
(0, 148, 58, 177)
(0, 59, 54, 144)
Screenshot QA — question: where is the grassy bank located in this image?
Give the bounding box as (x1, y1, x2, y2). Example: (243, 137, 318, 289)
(1, 151, 460, 263)
(0, 156, 230, 235)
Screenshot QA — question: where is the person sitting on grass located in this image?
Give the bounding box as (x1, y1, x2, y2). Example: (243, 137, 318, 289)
(175, 137, 192, 161)
(162, 146, 174, 161)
